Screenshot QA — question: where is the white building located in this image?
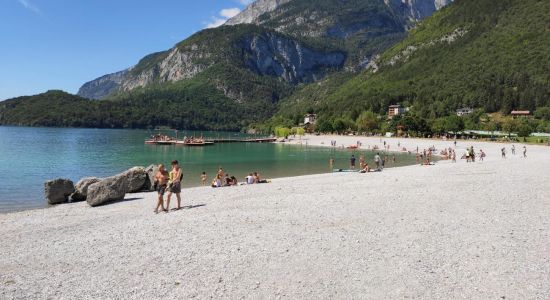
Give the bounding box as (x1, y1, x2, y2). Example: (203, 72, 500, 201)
(304, 114, 317, 125)
(388, 105, 407, 119)
(456, 107, 474, 116)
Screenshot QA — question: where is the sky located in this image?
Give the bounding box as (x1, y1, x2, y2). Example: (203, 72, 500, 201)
(0, 0, 254, 100)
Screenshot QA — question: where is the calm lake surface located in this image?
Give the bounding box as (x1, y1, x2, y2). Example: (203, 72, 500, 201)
(0, 126, 417, 212)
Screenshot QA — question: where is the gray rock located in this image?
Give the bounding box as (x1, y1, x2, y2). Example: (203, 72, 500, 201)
(45, 179, 75, 205)
(86, 167, 147, 207)
(86, 175, 128, 207)
(122, 167, 147, 193)
(144, 164, 159, 192)
(225, 0, 293, 25)
(71, 177, 102, 202)
(77, 69, 128, 100)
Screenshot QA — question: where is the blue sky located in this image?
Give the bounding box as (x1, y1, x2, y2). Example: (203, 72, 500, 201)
(0, 0, 253, 100)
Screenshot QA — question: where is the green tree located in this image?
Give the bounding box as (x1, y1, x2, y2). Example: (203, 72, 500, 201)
(332, 118, 347, 134)
(501, 118, 519, 136)
(517, 122, 533, 137)
(274, 126, 291, 138)
(444, 115, 465, 133)
(356, 111, 379, 133)
(316, 118, 333, 133)
(534, 107, 550, 121)
(431, 118, 447, 134)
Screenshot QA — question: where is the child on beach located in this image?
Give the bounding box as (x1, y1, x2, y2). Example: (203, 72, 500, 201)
(201, 172, 207, 186)
(479, 150, 486, 162)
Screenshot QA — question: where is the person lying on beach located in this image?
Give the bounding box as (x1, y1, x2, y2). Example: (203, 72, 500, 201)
(153, 164, 169, 214)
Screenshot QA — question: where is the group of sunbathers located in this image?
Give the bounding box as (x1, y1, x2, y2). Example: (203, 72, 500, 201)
(207, 168, 268, 188)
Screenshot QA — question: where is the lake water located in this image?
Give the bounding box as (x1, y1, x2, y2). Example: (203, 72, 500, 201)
(0, 126, 417, 212)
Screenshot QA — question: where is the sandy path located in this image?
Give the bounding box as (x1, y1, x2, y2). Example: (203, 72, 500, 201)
(1, 136, 549, 299)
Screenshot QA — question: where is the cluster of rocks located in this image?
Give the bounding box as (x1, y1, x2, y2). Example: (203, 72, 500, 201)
(44, 165, 158, 207)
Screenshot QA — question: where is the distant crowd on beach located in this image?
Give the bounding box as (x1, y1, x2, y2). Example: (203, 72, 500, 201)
(152, 160, 268, 214)
(151, 139, 528, 213)
(329, 138, 529, 171)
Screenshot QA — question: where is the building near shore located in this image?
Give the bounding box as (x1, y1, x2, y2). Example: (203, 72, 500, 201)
(388, 105, 407, 119)
(456, 107, 474, 116)
(304, 114, 317, 125)
(511, 110, 531, 119)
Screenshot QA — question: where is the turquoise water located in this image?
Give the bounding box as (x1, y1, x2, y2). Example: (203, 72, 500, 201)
(0, 126, 416, 212)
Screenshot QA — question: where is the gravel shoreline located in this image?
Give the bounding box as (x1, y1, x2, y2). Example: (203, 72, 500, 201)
(1, 136, 549, 299)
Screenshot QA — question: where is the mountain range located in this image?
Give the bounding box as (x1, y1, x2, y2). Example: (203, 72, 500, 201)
(77, 0, 453, 101)
(2, 0, 549, 133)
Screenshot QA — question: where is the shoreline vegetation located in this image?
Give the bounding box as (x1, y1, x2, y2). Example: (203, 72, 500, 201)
(1, 134, 549, 298)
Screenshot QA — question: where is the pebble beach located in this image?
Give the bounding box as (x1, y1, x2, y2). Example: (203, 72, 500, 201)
(1, 135, 549, 299)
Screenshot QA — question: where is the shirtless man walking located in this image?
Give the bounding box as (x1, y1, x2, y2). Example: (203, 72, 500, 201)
(166, 160, 183, 211)
(153, 164, 169, 214)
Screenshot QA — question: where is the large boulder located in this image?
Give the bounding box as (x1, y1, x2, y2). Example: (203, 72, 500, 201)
(144, 164, 159, 192)
(121, 167, 147, 193)
(45, 179, 75, 205)
(71, 177, 102, 202)
(86, 175, 128, 207)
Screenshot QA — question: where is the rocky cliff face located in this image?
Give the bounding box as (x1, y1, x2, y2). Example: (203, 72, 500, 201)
(228, 0, 454, 27)
(239, 32, 345, 84)
(225, 0, 293, 25)
(77, 70, 127, 99)
(78, 0, 454, 100)
(387, 0, 454, 20)
(120, 45, 213, 92)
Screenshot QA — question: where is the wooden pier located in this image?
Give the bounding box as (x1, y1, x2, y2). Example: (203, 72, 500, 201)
(207, 138, 277, 144)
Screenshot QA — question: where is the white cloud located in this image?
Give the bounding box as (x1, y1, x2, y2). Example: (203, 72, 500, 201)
(205, 7, 241, 28)
(220, 8, 241, 19)
(17, 0, 42, 15)
(237, 0, 254, 5)
(205, 17, 228, 29)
